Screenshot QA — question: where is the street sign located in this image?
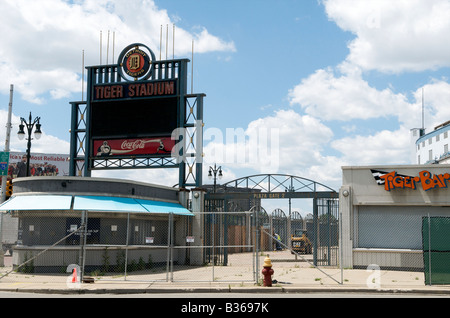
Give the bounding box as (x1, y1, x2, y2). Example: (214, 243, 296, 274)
(0, 152, 9, 176)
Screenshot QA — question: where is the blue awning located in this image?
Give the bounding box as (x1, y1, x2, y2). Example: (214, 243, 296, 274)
(135, 198, 194, 216)
(0, 195, 73, 211)
(0, 194, 193, 216)
(73, 196, 148, 213)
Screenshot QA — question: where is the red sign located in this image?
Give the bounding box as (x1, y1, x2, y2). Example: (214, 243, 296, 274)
(94, 137, 175, 157)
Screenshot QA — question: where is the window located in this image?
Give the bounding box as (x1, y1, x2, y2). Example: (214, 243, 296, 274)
(436, 134, 440, 142)
(429, 138, 432, 145)
(445, 131, 448, 139)
(429, 149, 433, 161)
(445, 144, 449, 154)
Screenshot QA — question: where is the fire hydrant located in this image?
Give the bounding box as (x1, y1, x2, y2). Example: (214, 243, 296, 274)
(261, 256, 274, 287)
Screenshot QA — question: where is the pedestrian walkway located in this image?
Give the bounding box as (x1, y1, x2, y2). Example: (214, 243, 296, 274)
(0, 252, 449, 295)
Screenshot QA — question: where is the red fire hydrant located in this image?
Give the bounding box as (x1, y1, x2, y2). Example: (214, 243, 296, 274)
(261, 256, 274, 287)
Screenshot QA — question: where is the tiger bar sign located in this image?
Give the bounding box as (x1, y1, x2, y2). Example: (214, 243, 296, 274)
(378, 170, 450, 191)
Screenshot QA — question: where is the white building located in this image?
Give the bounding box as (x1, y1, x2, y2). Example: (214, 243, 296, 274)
(411, 120, 450, 164)
(340, 164, 450, 272)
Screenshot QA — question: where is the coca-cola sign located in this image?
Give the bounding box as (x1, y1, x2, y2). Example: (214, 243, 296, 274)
(93, 137, 175, 157)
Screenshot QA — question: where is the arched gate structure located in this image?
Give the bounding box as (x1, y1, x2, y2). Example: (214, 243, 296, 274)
(205, 174, 339, 266)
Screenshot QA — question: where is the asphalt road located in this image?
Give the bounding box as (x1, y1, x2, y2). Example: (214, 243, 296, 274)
(0, 290, 442, 318)
(0, 291, 448, 298)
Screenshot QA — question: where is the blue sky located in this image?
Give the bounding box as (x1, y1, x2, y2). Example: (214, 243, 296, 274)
(1, 0, 450, 214)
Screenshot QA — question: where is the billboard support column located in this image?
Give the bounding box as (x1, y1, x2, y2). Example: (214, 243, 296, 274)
(195, 96, 204, 188)
(190, 188, 206, 265)
(69, 101, 87, 177)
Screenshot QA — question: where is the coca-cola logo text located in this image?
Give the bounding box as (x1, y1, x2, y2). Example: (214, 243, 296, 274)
(121, 140, 147, 150)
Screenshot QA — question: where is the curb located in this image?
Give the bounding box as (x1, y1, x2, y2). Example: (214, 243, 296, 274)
(1, 286, 450, 295)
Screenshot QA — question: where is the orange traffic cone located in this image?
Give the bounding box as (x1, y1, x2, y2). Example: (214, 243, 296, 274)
(72, 268, 78, 283)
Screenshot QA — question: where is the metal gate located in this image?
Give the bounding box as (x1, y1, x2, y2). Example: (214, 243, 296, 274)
(207, 174, 340, 267)
(0, 202, 340, 286)
(315, 197, 339, 266)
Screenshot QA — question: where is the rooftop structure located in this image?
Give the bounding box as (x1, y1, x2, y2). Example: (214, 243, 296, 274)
(411, 120, 450, 164)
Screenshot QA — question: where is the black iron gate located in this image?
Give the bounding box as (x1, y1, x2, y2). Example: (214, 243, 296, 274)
(314, 197, 339, 266)
(205, 174, 340, 267)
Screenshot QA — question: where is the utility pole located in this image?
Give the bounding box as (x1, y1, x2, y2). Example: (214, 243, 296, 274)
(0, 85, 13, 204)
(0, 84, 13, 266)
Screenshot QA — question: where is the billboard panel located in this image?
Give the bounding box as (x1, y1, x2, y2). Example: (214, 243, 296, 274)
(93, 137, 175, 157)
(69, 43, 204, 187)
(7, 152, 70, 179)
(90, 96, 178, 140)
(87, 44, 181, 160)
(92, 80, 176, 101)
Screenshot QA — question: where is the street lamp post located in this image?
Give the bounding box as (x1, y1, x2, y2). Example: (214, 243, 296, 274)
(208, 164, 223, 193)
(285, 185, 295, 217)
(17, 112, 42, 177)
(208, 163, 225, 265)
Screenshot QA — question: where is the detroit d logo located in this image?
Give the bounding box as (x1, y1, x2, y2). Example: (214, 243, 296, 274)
(118, 43, 156, 81)
(129, 54, 141, 70)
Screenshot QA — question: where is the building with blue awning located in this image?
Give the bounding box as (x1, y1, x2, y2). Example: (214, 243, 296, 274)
(0, 176, 194, 273)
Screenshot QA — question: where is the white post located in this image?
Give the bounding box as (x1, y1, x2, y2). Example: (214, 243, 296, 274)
(0, 84, 13, 203)
(190, 188, 206, 265)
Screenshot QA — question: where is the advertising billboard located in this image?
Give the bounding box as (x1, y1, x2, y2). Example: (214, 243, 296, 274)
(70, 42, 204, 187)
(93, 137, 175, 157)
(7, 152, 70, 179)
(88, 44, 180, 159)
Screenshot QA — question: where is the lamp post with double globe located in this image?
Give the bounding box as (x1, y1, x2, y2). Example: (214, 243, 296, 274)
(17, 112, 42, 177)
(208, 164, 223, 193)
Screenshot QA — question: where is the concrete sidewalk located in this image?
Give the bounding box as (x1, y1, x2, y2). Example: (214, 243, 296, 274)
(0, 253, 449, 296)
(1, 268, 449, 296)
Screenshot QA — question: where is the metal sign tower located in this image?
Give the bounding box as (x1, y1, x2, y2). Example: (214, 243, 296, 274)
(69, 43, 204, 188)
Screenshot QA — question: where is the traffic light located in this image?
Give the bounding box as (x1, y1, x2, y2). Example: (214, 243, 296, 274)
(5, 180, 13, 199)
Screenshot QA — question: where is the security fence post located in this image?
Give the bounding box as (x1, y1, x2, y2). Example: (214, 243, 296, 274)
(79, 210, 88, 283)
(254, 209, 260, 284)
(313, 196, 318, 266)
(427, 213, 432, 285)
(166, 211, 174, 282)
(124, 212, 130, 280)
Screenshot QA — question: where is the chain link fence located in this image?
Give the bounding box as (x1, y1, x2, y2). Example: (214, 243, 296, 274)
(354, 207, 428, 272)
(0, 207, 341, 285)
(0, 206, 444, 287)
(252, 199, 343, 286)
(0, 210, 259, 284)
(422, 216, 450, 285)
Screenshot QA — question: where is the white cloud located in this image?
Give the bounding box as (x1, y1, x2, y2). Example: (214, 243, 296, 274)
(0, 66, 81, 105)
(286, 0, 450, 181)
(323, 0, 450, 73)
(0, 109, 70, 154)
(302, 155, 347, 189)
(0, 0, 235, 103)
(288, 67, 414, 122)
(30, 133, 71, 155)
(332, 127, 411, 165)
(92, 168, 180, 187)
(419, 80, 450, 130)
(203, 109, 333, 173)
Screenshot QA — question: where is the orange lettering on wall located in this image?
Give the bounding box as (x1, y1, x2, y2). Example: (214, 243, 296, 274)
(380, 171, 396, 191)
(378, 170, 450, 191)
